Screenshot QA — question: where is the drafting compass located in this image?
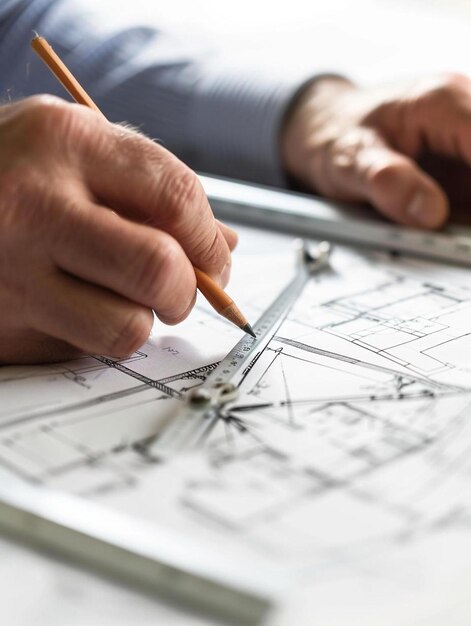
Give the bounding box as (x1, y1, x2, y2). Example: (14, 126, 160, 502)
(0, 244, 334, 626)
(151, 240, 333, 456)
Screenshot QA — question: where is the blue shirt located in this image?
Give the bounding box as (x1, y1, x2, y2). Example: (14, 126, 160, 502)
(0, 0, 312, 186)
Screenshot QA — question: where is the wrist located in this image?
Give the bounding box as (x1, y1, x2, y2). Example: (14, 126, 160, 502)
(281, 75, 356, 188)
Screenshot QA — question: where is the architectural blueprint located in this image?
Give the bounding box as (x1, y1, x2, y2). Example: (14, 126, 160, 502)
(2, 228, 471, 623)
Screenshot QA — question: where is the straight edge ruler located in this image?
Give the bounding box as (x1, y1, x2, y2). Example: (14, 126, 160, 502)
(150, 241, 332, 456)
(199, 174, 471, 267)
(0, 473, 274, 625)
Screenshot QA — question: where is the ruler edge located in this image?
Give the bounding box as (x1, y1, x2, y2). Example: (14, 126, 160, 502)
(200, 174, 471, 267)
(151, 256, 311, 455)
(0, 475, 274, 624)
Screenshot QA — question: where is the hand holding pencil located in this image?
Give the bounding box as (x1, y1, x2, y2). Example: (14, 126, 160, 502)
(31, 35, 255, 339)
(0, 37, 251, 364)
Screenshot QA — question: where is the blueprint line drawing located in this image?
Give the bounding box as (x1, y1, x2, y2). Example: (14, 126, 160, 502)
(2, 243, 471, 621)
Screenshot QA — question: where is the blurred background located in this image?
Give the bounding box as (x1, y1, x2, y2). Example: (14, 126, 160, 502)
(124, 0, 471, 85)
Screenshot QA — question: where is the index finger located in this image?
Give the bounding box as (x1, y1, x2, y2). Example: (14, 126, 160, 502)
(76, 119, 233, 285)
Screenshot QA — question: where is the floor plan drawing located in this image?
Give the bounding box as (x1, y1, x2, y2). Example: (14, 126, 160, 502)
(0, 332, 223, 491)
(2, 237, 471, 623)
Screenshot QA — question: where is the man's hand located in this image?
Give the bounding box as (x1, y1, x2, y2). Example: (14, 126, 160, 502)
(281, 73, 471, 229)
(0, 96, 237, 364)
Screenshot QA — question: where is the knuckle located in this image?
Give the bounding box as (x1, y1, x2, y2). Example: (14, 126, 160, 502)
(193, 230, 228, 273)
(132, 235, 181, 305)
(25, 94, 66, 115)
(162, 162, 202, 222)
(106, 309, 152, 357)
(132, 234, 196, 322)
(26, 95, 72, 129)
(330, 131, 363, 175)
(24, 95, 92, 147)
(160, 163, 227, 271)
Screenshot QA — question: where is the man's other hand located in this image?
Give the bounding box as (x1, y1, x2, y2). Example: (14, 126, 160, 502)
(0, 96, 237, 364)
(281, 73, 471, 229)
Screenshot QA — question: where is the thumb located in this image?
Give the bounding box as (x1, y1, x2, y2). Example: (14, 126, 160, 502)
(320, 128, 449, 229)
(366, 148, 449, 228)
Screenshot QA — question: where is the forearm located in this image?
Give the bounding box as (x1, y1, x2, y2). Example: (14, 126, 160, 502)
(0, 0, 315, 186)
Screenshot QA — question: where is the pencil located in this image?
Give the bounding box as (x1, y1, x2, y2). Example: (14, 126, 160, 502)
(30, 34, 256, 339)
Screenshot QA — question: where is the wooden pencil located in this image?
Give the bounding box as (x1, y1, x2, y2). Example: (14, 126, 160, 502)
(31, 35, 104, 116)
(30, 34, 256, 338)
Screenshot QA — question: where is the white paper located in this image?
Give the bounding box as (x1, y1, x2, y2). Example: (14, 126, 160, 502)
(2, 228, 471, 624)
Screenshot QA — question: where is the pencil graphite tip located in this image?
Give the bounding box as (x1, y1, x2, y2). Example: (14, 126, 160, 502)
(244, 323, 256, 339)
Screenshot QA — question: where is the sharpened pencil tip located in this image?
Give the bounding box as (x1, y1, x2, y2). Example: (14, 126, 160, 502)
(244, 324, 256, 338)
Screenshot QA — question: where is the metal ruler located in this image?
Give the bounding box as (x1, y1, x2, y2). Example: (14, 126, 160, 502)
(0, 469, 273, 625)
(200, 174, 471, 267)
(151, 241, 332, 456)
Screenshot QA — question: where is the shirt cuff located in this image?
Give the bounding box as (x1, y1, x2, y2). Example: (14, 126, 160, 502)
(186, 64, 319, 188)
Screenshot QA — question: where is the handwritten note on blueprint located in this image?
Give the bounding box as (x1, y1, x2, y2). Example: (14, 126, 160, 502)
(1, 227, 471, 625)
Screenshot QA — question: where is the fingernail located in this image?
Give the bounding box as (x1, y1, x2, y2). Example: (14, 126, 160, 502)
(407, 192, 439, 228)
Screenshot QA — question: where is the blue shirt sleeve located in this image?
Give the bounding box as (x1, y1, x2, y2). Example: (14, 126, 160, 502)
(0, 0, 314, 186)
